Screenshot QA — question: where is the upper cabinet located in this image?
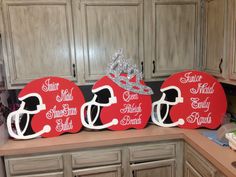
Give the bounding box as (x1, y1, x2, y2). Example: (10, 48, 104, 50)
(203, 0, 227, 79)
(73, 0, 144, 83)
(203, 0, 236, 85)
(2, 0, 76, 88)
(144, 0, 201, 80)
(228, 0, 236, 81)
(3, 0, 231, 88)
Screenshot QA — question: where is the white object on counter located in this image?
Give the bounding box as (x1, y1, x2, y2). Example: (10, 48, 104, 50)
(225, 132, 236, 150)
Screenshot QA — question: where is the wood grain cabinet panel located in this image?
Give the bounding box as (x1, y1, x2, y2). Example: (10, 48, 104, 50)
(130, 159, 176, 177)
(72, 165, 122, 177)
(229, 0, 236, 80)
(129, 142, 176, 163)
(5, 154, 63, 176)
(74, 0, 144, 82)
(2, 0, 76, 88)
(12, 172, 64, 177)
(72, 148, 121, 169)
(184, 144, 217, 177)
(144, 0, 200, 80)
(203, 0, 226, 78)
(185, 161, 202, 177)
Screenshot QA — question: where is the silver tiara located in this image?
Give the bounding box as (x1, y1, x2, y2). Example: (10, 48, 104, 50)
(106, 49, 153, 95)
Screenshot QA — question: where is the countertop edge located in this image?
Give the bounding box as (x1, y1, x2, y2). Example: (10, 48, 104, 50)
(0, 126, 235, 177)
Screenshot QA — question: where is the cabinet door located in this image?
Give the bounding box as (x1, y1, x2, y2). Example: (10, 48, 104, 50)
(185, 144, 217, 177)
(2, 0, 76, 88)
(73, 165, 122, 177)
(145, 0, 200, 79)
(184, 161, 202, 177)
(229, 0, 236, 80)
(130, 159, 176, 177)
(74, 0, 143, 83)
(203, 0, 226, 78)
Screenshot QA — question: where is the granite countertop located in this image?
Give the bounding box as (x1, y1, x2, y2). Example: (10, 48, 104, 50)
(0, 125, 235, 177)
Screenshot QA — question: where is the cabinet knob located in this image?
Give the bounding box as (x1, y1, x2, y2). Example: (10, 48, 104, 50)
(132, 170, 136, 177)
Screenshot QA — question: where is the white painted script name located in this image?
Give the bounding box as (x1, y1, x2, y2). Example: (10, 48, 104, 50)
(186, 112, 212, 125)
(123, 91, 139, 102)
(56, 88, 74, 102)
(46, 104, 77, 119)
(42, 79, 59, 92)
(120, 103, 142, 116)
(55, 117, 73, 132)
(120, 115, 142, 126)
(190, 82, 216, 94)
(191, 97, 210, 112)
(180, 72, 202, 83)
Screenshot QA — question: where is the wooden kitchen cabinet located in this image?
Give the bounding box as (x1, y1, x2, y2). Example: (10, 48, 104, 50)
(4, 140, 183, 177)
(144, 0, 201, 80)
(73, 0, 144, 83)
(184, 143, 226, 177)
(228, 0, 236, 81)
(1, 0, 77, 88)
(203, 0, 227, 79)
(129, 141, 184, 177)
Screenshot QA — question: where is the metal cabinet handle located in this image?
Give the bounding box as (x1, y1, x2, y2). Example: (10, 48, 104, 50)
(141, 61, 144, 73)
(132, 170, 136, 177)
(219, 58, 223, 74)
(72, 64, 76, 77)
(153, 60, 156, 73)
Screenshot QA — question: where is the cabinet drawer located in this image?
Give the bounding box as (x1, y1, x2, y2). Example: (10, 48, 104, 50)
(72, 148, 121, 168)
(72, 165, 122, 177)
(185, 144, 217, 177)
(13, 172, 64, 177)
(6, 154, 63, 175)
(129, 142, 176, 162)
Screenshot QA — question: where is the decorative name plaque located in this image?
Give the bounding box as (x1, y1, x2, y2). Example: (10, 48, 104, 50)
(7, 77, 85, 139)
(159, 70, 227, 129)
(87, 75, 152, 130)
(80, 49, 153, 130)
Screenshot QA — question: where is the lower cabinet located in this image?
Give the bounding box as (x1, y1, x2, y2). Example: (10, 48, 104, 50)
(129, 141, 183, 177)
(130, 159, 176, 177)
(4, 141, 228, 177)
(71, 148, 122, 177)
(184, 143, 226, 177)
(72, 165, 122, 177)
